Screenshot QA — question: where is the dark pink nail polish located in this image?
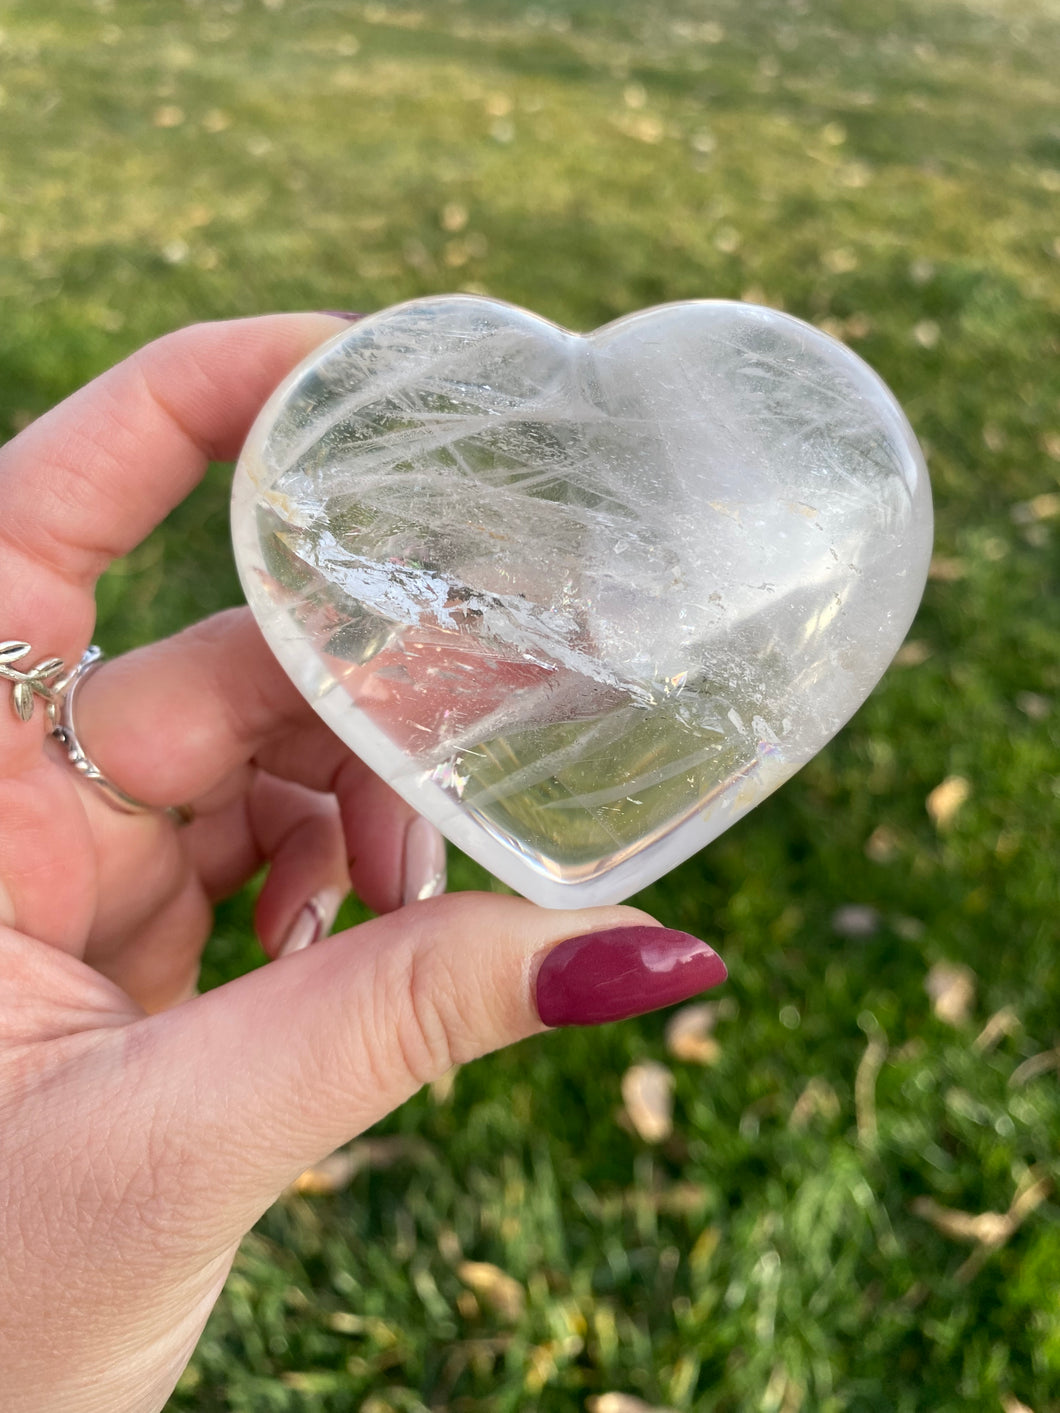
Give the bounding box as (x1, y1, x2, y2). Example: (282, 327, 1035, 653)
(536, 926, 727, 1027)
(319, 310, 365, 320)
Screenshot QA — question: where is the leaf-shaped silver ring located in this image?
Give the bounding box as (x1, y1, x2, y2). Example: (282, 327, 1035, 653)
(0, 641, 67, 722)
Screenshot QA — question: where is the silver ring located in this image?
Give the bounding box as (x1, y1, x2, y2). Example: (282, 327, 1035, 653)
(0, 640, 66, 721)
(50, 646, 193, 826)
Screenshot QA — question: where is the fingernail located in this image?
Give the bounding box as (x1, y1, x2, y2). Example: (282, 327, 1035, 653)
(319, 310, 365, 320)
(535, 926, 727, 1027)
(402, 816, 447, 905)
(278, 887, 345, 958)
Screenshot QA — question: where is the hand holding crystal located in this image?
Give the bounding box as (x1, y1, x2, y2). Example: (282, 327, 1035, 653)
(0, 315, 718, 1412)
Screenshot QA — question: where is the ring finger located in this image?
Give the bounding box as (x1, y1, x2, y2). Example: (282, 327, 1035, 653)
(70, 610, 442, 911)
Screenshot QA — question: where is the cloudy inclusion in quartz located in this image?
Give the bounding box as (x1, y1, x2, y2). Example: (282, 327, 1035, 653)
(232, 296, 932, 906)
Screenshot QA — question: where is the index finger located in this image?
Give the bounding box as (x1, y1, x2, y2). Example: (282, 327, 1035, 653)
(0, 313, 349, 768)
(0, 313, 348, 589)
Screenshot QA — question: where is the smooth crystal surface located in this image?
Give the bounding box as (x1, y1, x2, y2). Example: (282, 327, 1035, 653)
(232, 296, 932, 907)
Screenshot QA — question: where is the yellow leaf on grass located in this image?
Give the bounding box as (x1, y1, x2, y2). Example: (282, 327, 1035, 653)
(289, 1136, 432, 1195)
(1009, 1049, 1060, 1087)
(926, 775, 971, 829)
(457, 1261, 525, 1322)
(1010, 492, 1060, 525)
(925, 961, 976, 1027)
(790, 1076, 841, 1131)
(291, 1149, 361, 1195)
(911, 1197, 1012, 1246)
(621, 1061, 675, 1143)
(588, 1396, 680, 1413)
(928, 555, 966, 582)
(893, 639, 931, 667)
(912, 1167, 1051, 1282)
(153, 104, 185, 128)
(665, 1003, 721, 1065)
(1001, 1396, 1035, 1413)
(974, 1006, 1021, 1052)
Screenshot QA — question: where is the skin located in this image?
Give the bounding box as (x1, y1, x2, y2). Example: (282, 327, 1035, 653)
(0, 315, 658, 1413)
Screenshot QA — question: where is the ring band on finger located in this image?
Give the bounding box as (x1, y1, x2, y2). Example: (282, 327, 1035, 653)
(3, 639, 193, 825)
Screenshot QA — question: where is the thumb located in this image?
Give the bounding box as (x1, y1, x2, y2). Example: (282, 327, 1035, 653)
(139, 893, 726, 1236)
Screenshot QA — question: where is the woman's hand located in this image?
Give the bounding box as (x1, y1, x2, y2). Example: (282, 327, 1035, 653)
(0, 316, 725, 1412)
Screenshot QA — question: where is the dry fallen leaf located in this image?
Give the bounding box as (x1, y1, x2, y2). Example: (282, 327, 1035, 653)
(440, 200, 469, 232)
(865, 823, 901, 862)
(1010, 491, 1060, 525)
(588, 1396, 680, 1413)
(621, 1061, 675, 1143)
(855, 1030, 888, 1147)
(926, 775, 971, 829)
(290, 1149, 361, 1195)
(911, 1197, 1012, 1246)
(656, 1181, 709, 1217)
(289, 1136, 432, 1195)
(665, 1003, 721, 1065)
(436, 1226, 463, 1264)
(153, 104, 185, 128)
(925, 961, 976, 1027)
(1010, 1169, 1052, 1224)
(430, 1064, 460, 1103)
(973, 1006, 1021, 1053)
(1015, 691, 1051, 720)
(831, 904, 880, 938)
(526, 1334, 585, 1393)
(614, 112, 665, 144)
(928, 554, 966, 582)
(912, 1168, 1051, 1282)
(1001, 1396, 1035, 1413)
(1009, 1048, 1060, 1087)
(456, 1261, 525, 1322)
(790, 1076, 841, 1131)
(893, 638, 932, 667)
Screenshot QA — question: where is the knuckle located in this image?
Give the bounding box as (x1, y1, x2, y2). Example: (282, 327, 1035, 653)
(382, 936, 475, 1092)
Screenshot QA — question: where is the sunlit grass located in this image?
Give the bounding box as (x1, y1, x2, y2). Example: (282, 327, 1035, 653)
(1, 0, 1058, 1408)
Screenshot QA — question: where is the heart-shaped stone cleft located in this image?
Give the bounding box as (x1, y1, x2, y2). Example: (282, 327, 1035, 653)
(232, 296, 932, 908)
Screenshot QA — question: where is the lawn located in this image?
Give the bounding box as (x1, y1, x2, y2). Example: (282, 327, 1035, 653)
(1, 0, 1058, 1408)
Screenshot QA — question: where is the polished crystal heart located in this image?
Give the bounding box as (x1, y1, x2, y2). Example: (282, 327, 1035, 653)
(232, 296, 932, 907)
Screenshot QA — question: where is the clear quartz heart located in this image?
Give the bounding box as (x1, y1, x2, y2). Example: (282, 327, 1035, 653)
(232, 296, 932, 907)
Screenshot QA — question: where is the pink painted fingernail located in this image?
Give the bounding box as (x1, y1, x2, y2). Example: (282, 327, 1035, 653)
(278, 888, 345, 957)
(536, 926, 727, 1027)
(402, 816, 447, 905)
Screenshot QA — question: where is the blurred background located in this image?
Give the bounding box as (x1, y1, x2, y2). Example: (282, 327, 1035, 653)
(1, 0, 1058, 1408)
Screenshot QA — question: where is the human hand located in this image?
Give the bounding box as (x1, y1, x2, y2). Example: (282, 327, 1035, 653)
(0, 315, 727, 1412)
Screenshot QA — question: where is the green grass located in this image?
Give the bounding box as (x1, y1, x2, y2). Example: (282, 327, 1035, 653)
(2, 0, 1059, 1408)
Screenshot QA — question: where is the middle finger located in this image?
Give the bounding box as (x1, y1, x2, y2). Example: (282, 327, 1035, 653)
(74, 611, 433, 911)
